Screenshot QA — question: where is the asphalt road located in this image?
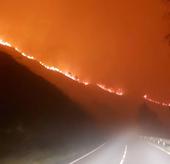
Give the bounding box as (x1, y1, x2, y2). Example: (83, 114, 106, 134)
(69, 135, 170, 164)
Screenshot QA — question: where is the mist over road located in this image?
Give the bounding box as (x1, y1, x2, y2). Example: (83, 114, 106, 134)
(69, 135, 170, 164)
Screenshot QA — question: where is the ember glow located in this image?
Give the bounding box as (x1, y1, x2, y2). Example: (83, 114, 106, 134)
(143, 94, 170, 107)
(0, 39, 123, 96)
(97, 83, 124, 96)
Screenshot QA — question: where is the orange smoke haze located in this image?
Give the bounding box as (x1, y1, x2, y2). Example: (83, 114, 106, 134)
(0, 0, 170, 101)
(0, 39, 125, 96)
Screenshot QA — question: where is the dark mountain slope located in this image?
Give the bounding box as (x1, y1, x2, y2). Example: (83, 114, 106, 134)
(0, 51, 98, 160)
(0, 44, 132, 132)
(2, 44, 167, 136)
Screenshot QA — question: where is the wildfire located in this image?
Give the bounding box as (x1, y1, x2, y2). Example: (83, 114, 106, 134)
(143, 94, 170, 107)
(0, 39, 123, 95)
(1, 39, 170, 106)
(97, 84, 124, 96)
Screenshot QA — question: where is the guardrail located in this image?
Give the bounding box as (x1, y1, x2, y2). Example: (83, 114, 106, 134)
(141, 136, 170, 153)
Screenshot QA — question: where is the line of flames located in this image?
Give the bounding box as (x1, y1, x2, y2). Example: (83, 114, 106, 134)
(97, 84, 124, 96)
(144, 94, 170, 107)
(0, 39, 124, 96)
(1, 39, 170, 106)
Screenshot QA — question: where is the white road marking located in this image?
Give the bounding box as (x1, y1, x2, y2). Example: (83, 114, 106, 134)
(120, 145, 128, 164)
(69, 143, 105, 164)
(149, 143, 170, 155)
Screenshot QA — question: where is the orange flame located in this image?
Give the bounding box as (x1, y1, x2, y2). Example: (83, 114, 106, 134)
(0, 39, 124, 96)
(97, 83, 124, 96)
(0, 39, 90, 85)
(143, 94, 170, 107)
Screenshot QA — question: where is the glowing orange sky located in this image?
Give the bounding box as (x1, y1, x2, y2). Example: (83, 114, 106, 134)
(0, 0, 170, 101)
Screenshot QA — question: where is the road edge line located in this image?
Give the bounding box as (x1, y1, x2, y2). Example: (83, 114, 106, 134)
(69, 143, 105, 164)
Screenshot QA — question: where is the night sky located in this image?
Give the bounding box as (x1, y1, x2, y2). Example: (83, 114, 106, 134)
(0, 0, 170, 102)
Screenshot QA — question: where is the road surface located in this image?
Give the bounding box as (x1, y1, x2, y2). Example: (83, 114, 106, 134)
(69, 135, 170, 164)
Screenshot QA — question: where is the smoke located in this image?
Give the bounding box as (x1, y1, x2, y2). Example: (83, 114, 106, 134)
(0, 0, 169, 100)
